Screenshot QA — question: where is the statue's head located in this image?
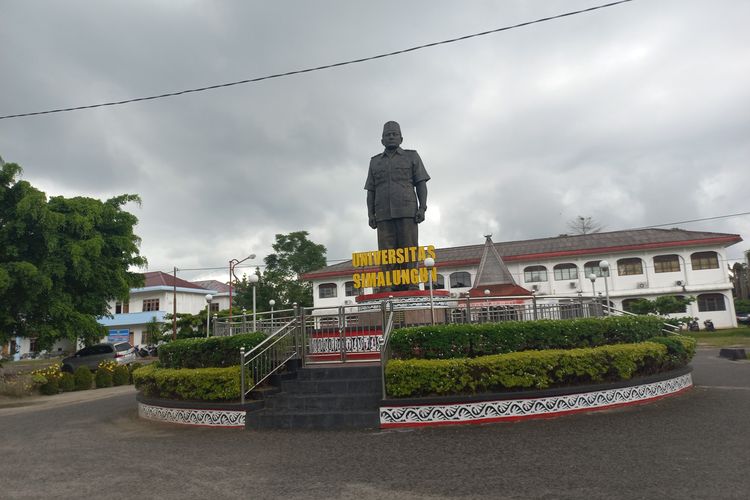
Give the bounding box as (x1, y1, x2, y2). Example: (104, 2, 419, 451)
(381, 121, 403, 150)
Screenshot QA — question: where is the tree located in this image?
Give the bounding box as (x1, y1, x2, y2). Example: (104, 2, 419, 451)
(567, 216, 604, 235)
(627, 296, 695, 316)
(0, 161, 146, 348)
(235, 231, 326, 310)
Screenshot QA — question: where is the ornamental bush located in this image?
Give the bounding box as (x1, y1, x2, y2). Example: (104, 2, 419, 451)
(74, 366, 93, 391)
(39, 378, 59, 395)
(59, 372, 75, 392)
(95, 369, 113, 388)
(385, 336, 695, 398)
(112, 365, 130, 386)
(158, 332, 267, 369)
(389, 316, 666, 360)
(133, 364, 244, 401)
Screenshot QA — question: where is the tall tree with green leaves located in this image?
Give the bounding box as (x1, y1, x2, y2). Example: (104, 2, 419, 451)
(0, 160, 146, 348)
(235, 231, 326, 310)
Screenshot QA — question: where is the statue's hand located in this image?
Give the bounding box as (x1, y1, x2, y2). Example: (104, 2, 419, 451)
(415, 207, 426, 224)
(368, 216, 378, 229)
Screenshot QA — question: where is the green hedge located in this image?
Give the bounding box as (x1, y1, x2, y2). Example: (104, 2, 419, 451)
(385, 336, 696, 398)
(133, 363, 244, 401)
(389, 316, 666, 359)
(158, 332, 267, 369)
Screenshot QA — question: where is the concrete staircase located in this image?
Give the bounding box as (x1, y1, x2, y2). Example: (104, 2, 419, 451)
(245, 364, 382, 430)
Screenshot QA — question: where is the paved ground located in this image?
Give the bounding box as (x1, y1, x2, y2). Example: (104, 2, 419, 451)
(1, 348, 748, 499)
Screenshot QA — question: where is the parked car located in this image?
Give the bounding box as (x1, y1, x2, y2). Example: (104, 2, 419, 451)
(737, 313, 750, 326)
(61, 342, 136, 372)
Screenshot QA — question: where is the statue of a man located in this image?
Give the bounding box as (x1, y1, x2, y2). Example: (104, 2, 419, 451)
(365, 121, 430, 291)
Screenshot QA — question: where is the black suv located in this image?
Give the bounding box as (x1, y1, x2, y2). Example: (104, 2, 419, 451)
(61, 342, 135, 372)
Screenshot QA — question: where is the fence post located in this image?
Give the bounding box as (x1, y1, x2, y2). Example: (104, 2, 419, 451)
(240, 347, 246, 404)
(532, 292, 538, 320)
(338, 306, 347, 363)
(212, 314, 218, 336)
(297, 304, 305, 367)
(466, 296, 472, 324)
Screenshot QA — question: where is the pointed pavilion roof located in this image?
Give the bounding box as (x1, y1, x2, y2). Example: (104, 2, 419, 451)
(469, 234, 532, 297)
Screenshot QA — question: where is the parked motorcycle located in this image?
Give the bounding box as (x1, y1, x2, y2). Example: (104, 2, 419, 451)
(687, 318, 700, 331)
(703, 319, 716, 332)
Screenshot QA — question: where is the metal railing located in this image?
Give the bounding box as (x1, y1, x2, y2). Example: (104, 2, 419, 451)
(240, 314, 300, 403)
(213, 308, 296, 337)
(380, 303, 395, 399)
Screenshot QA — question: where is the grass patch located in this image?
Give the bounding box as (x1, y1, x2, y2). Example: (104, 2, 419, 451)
(684, 327, 750, 347)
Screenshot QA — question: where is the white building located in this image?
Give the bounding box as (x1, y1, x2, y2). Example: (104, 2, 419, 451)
(304, 228, 743, 329)
(98, 271, 221, 347)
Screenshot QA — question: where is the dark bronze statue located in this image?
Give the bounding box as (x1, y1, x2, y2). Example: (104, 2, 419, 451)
(364, 121, 430, 291)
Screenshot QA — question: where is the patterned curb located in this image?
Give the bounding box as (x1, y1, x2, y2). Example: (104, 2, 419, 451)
(380, 373, 692, 428)
(138, 403, 245, 428)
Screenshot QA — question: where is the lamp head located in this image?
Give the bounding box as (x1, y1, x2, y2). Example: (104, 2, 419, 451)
(205, 294, 213, 303)
(484, 289, 490, 296)
(424, 257, 435, 268)
(248, 274, 259, 284)
(589, 273, 597, 282)
(269, 299, 276, 307)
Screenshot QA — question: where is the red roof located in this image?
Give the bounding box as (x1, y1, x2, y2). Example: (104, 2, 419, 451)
(143, 271, 208, 290)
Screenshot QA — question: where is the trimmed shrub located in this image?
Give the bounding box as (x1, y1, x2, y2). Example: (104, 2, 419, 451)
(74, 366, 93, 391)
(95, 369, 113, 388)
(389, 316, 666, 359)
(128, 362, 145, 383)
(158, 332, 267, 369)
(133, 364, 244, 401)
(112, 365, 130, 386)
(59, 372, 76, 392)
(385, 340, 693, 398)
(39, 378, 59, 395)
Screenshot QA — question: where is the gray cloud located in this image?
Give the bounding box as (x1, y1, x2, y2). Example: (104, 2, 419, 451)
(2, 0, 749, 283)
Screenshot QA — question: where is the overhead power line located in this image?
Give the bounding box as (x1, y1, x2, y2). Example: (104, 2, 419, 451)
(0, 0, 634, 121)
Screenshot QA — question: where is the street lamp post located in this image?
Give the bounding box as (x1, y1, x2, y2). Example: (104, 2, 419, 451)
(269, 299, 276, 329)
(228, 253, 256, 319)
(205, 294, 213, 338)
(424, 257, 435, 325)
(248, 272, 259, 332)
(599, 260, 611, 315)
(589, 273, 598, 316)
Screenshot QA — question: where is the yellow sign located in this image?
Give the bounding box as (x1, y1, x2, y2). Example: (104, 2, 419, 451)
(351, 245, 437, 289)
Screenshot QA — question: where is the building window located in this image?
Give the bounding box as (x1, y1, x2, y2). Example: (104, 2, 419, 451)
(142, 299, 159, 312)
(29, 337, 38, 353)
(553, 263, 578, 280)
(691, 251, 719, 270)
(524, 266, 548, 283)
(115, 301, 129, 314)
(210, 302, 219, 312)
(449, 272, 472, 288)
(344, 281, 363, 297)
(319, 283, 338, 299)
(428, 274, 445, 290)
(654, 255, 681, 273)
(697, 293, 726, 312)
(584, 261, 604, 278)
(617, 258, 644, 276)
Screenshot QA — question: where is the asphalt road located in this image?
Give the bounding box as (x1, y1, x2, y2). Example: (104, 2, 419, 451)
(1, 348, 748, 500)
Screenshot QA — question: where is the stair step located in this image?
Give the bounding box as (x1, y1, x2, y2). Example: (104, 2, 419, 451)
(246, 410, 380, 430)
(296, 365, 381, 380)
(264, 393, 381, 411)
(280, 378, 381, 394)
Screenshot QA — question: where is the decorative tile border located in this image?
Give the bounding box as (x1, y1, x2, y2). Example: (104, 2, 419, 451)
(138, 403, 245, 428)
(380, 373, 692, 428)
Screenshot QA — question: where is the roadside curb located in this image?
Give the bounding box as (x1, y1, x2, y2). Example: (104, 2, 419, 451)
(0, 385, 136, 413)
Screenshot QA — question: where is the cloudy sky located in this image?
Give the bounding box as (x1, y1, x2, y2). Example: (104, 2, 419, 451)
(2, 0, 749, 282)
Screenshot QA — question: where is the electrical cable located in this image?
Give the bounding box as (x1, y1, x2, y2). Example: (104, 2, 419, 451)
(0, 1, 633, 120)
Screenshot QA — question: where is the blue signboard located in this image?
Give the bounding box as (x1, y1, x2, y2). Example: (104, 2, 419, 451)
(108, 329, 130, 343)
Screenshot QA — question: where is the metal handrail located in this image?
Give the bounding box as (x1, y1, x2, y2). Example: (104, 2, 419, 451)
(240, 317, 299, 403)
(602, 304, 682, 335)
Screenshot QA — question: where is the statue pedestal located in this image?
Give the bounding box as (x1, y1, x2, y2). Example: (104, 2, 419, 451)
(354, 289, 455, 325)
